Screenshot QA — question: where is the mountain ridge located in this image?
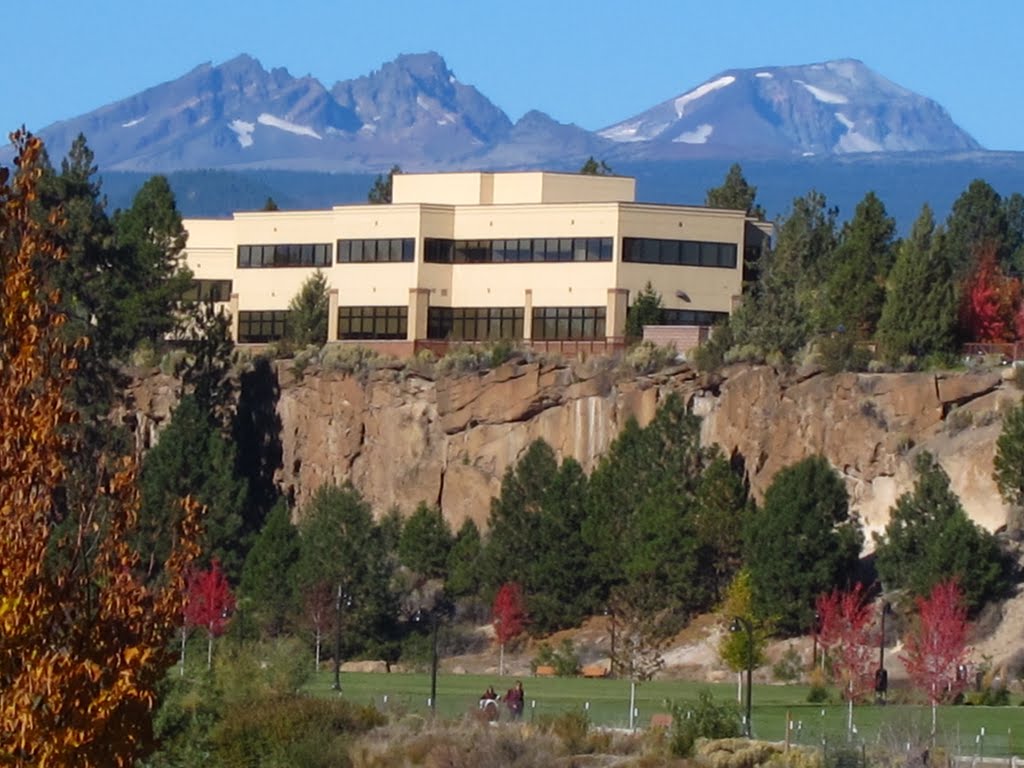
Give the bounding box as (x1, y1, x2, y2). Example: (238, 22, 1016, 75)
(6, 52, 987, 173)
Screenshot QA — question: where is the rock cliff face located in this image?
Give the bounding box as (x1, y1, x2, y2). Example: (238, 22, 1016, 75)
(125, 360, 1021, 540)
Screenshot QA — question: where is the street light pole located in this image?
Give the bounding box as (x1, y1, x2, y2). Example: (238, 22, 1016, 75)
(429, 610, 439, 715)
(332, 585, 351, 692)
(731, 617, 754, 737)
(875, 602, 890, 704)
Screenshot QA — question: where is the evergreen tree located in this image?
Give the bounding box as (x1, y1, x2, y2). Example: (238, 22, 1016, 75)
(693, 448, 749, 600)
(287, 269, 329, 346)
(367, 165, 401, 204)
(484, 440, 594, 633)
(110, 174, 192, 357)
(294, 484, 398, 659)
(398, 502, 454, 579)
(579, 156, 613, 175)
(944, 179, 1009, 275)
(1004, 192, 1024, 273)
(625, 281, 663, 338)
(445, 519, 483, 598)
(583, 394, 709, 613)
(822, 191, 897, 337)
(995, 400, 1024, 510)
(239, 498, 300, 637)
(178, 300, 236, 425)
(262, 196, 279, 211)
(730, 191, 837, 358)
(875, 452, 1007, 614)
(744, 455, 862, 635)
(877, 205, 957, 361)
(139, 395, 249, 581)
(705, 163, 764, 218)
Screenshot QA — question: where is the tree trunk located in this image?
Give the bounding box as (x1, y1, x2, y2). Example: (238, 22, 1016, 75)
(500, 642, 505, 677)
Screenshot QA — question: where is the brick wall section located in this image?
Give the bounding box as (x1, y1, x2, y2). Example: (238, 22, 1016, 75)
(642, 325, 711, 354)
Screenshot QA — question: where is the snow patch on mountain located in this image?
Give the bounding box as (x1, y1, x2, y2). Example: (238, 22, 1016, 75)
(257, 113, 322, 139)
(229, 119, 255, 148)
(121, 117, 145, 128)
(674, 124, 714, 144)
(796, 80, 848, 104)
(835, 112, 855, 130)
(838, 130, 883, 153)
(674, 76, 735, 118)
(755, 72, 773, 79)
(599, 120, 646, 142)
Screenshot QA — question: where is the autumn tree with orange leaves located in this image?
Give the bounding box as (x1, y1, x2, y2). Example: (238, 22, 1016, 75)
(0, 132, 201, 767)
(959, 242, 1021, 343)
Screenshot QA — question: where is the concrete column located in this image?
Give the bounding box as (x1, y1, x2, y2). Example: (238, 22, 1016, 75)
(408, 288, 430, 341)
(228, 293, 240, 342)
(523, 289, 533, 340)
(607, 288, 629, 341)
(327, 289, 339, 342)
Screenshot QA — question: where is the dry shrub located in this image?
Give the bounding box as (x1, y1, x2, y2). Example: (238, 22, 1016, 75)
(697, 738, 786, 768)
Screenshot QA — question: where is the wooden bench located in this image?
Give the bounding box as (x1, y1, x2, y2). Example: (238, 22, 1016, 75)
(581, 664, 608, 678)
(535, 665, 557, 677)
(650, 713, 674, 729)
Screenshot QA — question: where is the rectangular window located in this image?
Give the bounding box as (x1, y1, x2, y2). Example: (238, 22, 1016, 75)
(237, 243, 332, 268)
(338, 306, 408, 339)
(237, 310, 289, 343)
(423, 237, 613, 264)
(426, 307, 524, 340)
(657, 308, 730, 326)
(622, 237, 737, 269)
(182, 279, 233, 303)
(336, 238, 415, 263)
(531, 307, 606, 340)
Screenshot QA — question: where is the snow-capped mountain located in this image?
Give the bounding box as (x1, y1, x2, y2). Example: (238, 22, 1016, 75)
(599, 59, 980, 156)
(14, 54, 984, 173)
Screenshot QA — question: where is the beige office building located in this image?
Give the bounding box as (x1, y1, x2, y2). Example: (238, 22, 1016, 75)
(182, 171, 770, 352)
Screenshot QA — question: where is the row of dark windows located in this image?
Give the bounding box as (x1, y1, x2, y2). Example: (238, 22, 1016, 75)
(183, 279, 233, 302)
(531, 307, 606, 340)
(427, 307, 525, 341)
(234, 236, 739, 270)
(339, 306, 408, 339)
(426, 306, 605, 341)
(424, 238, 613, 264)
(237, 310, 289, 343)
(233, 305, 721, 344)
(238, 243, 332, 268)
(338, 239, 414, 263)
(623, 237, 737, 269)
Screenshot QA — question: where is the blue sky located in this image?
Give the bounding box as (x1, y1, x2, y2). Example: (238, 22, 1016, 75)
(7, 0, 1020, 151)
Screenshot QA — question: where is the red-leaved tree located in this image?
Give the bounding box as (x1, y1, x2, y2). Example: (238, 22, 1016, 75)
(183, 559, 236, 669)
(960, 244, 1021, 343)
(816, 583, 876, 701)
(492, 582, 526, 677)
(901, 579, 971, 707)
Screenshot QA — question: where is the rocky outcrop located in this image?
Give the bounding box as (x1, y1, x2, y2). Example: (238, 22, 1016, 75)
(124, 360, 1021, 541)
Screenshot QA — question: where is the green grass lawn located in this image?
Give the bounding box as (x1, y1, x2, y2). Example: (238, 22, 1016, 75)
(307, 671, 1024, 757)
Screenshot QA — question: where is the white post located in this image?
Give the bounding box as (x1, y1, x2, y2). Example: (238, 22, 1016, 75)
(315, 626, 321, 670)
(737, 670, 743, 703)
(847, 679, 853, 740)
(500, 643, 505, 677)
(629, 680, 637, 731)
(179, 625, 187, 677)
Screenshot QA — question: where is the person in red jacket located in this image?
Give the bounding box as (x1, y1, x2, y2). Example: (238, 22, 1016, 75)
(505, 680, 524, 720)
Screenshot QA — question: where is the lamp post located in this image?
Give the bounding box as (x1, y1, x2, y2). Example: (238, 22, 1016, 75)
(415, 601, 449, 715)
(811, 611, 820, 673)
(332, 586, 353, 692)
(730, 616, 754, 737)
(875, 601, 891, 704)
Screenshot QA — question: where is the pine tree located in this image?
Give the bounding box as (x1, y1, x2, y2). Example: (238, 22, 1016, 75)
(139, 395, 248, 581)
(239, 498, 300, 637)
(110, 174, 192, 357)
(705, 163, 763, 218)
(877, 205, 957, 361)
(398, 502, 453, 579)
(874, 452, 1007, 614)
(625, 281, 663, 338)
(995, 400, 1024, 510)
(579, 156, 613, 175)
(944, 179, 1009, 275)
(445, 519, 483, 598)
(693, 448, 749, 599)
(822, 191, 897, 337)
(294, 484, 398, 659)
(744, 455, 862, 635)
(287, 269, 329, 347)
(367, 165, 401, 204)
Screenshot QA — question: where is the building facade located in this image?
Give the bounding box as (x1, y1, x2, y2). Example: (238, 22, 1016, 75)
(181, 171, 770, 352)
